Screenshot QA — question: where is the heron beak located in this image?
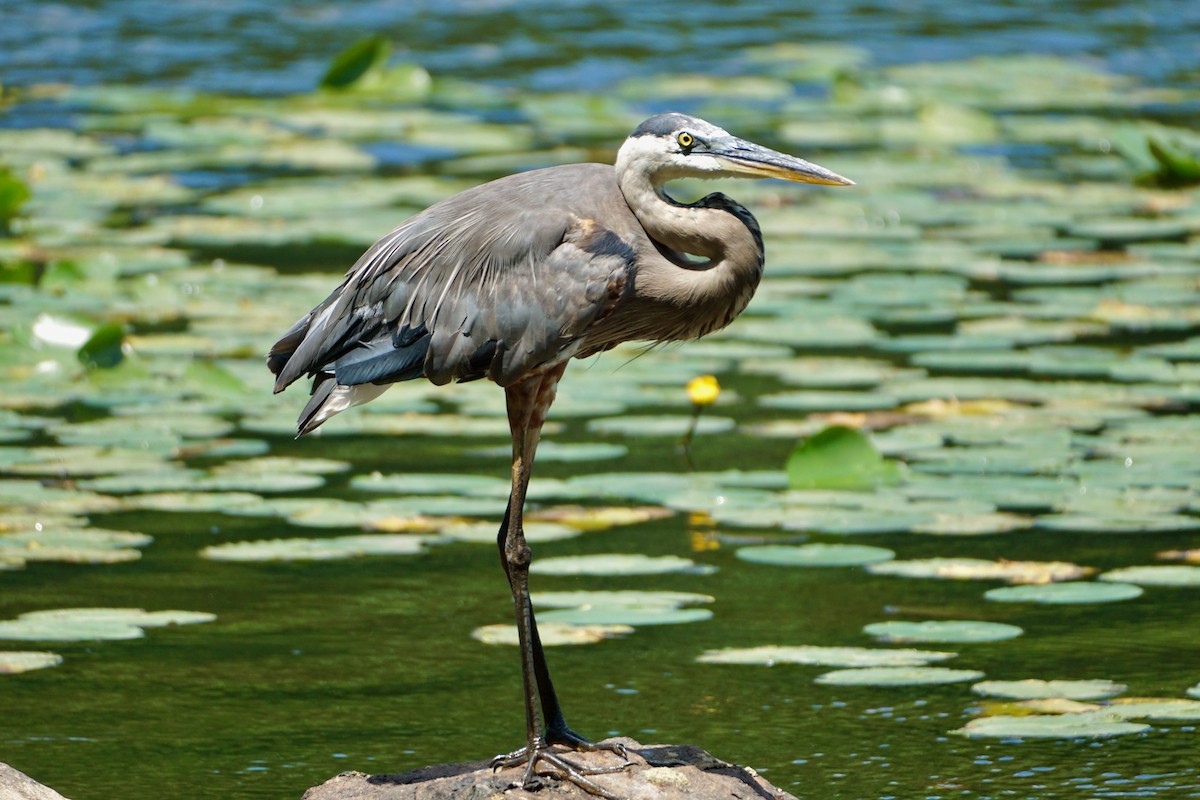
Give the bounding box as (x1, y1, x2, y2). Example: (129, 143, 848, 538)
(714, 138, 854, 186)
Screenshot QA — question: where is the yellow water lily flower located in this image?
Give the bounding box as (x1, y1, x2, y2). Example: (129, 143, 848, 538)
(686, 375, 721, 406)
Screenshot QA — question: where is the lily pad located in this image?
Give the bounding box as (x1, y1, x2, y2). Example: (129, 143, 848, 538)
(954, 713, 1149, 739)
(471, 622, 632, 647)
(865, 620, 1024, 644)
(867, 557, 1092, 584)
(530, 554, 716, 577)
(468, 442, 628, 462)
(201, 534, 430, 562)
(972, 679, 1127, 700)
(586, 415, 736, 437)
(786, 426, 906, 490)
(0, 527, 151, 564)
(528, 506, 674, 531)
(0, 608, 214, 641)
(815, 666, 984, 686)
(440, 521, 579, 544)
(696, 645, 955, 667)
(0, 651, 63, 674)
(1099, 565, 1200, 587)
(736, 543, 895, 567)
(538, 606, 712, 626)
(985, 582, 1144, 604)
(1105, 698, 1200, 720)
(349, 472, 510, 495)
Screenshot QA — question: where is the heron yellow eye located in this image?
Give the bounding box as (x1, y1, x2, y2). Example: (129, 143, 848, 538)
(677, 132, 694, 149)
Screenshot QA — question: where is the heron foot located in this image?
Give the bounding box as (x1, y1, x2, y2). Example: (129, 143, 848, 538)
(491, 737, 630, 799)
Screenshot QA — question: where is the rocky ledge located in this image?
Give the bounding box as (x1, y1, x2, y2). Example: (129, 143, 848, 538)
(0, 762, 73, 800)
(301, 738, 796, 800)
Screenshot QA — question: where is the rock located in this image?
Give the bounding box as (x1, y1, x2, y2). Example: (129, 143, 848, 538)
(0, 762, 73, 800)
(301, 738, 795, 800)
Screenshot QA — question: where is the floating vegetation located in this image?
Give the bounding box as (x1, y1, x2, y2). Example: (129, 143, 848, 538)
(200, 534, 432, 562)
(0, 651, 62, 674)
(0, 527, 152, 566)
(0, 608, 214, 642)
(972, 679, 1127, 700)
(1099, 565, 1200, 587)
(696, 645, 956, 667)
(471, 622, 632, 647)
(1104, 698, 1200, 720)
(815, 666, 985, 686)
(954, 713, 1150, 739)
(865, 620, 1024, 644)
(984, 581, 1145, 604)
(2, 37, 1200, 799)
(534, 589, 714, 627)
(867, 557, 1093, 584)
(530, 554, 716, 577)
(736, 543, 895, 567)
(786, 426, 906, 490)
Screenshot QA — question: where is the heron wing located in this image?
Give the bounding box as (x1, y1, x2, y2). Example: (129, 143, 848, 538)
(267, 164, 636, 432)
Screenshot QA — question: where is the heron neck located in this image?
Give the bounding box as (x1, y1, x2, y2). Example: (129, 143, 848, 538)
(617, 166, 765, 324)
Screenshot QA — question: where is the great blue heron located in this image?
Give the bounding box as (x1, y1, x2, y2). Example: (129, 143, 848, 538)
(268, 112, 852, 796)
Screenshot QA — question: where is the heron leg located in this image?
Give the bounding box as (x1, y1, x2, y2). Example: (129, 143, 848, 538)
(490, 367, 627, 797)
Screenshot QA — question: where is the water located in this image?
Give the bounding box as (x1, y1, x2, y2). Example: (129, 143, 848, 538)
(2, 2, 1200, 799)
(1, 0, 1197, 97)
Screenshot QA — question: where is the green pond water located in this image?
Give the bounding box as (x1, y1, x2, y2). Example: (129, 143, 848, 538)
(3, 4, 1200, 799)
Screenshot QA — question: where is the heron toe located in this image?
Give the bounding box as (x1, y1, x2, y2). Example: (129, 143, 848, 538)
(491, 739, 629, 799)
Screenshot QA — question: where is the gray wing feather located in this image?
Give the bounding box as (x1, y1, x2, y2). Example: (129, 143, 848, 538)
(268, 164, 636, 430)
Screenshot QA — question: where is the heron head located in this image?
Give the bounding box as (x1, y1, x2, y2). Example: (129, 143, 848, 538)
(618, 112, 853, 187)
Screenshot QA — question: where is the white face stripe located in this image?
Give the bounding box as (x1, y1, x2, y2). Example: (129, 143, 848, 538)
(616, 130, 732, 182)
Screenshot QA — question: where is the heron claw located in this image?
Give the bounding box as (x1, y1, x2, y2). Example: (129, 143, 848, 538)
(491, 738, 628, 799)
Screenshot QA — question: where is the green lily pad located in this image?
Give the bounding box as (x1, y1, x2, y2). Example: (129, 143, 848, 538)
(197, 471, 326, 494)
(910, 511, 1033, 536)
(760, 391, 901, 413)
(349, 472, 509, 495)
(467, 442, 629, 462)
(815, 666, 984, 686)
(0, 608, 214, 642)
(532, 590, 713, 609)
(0, 527, 151, 564)
(1105, 698, 1200, 720)
(530, 554, 716, 577)
(532, 589, 713, 627)
(213, 456, 350, 475)
(0, 651, 63, 674)
(1035, 513, 1198, 534)
(696, 645, 955, 667)
(985, 581, 1144, 604)
(865, 620, 1024, 644)
(200, 534, 430, 562)
(972, 679, 1127, 700)
(867, 557, 1091, 584)
(471, 622, 632, 647)
(320, 35, 392, 90)
(440, 521, 579, 544)
(3, 446, 169, 477)
(538, 606, 712, 627)
(1065, 218, 1194, 246)
(786, 426, 906, 490)
(121, 491, 265, 513)
(954, 713, 1149, 739)
(585, 415, 736, 437)
(76, 469, 204, 494)
(736, 543, 895, 567)
(1099, 566, 1200, 586)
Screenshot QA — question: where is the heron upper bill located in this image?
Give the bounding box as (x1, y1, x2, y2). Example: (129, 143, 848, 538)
(716, 140, 854, 186)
